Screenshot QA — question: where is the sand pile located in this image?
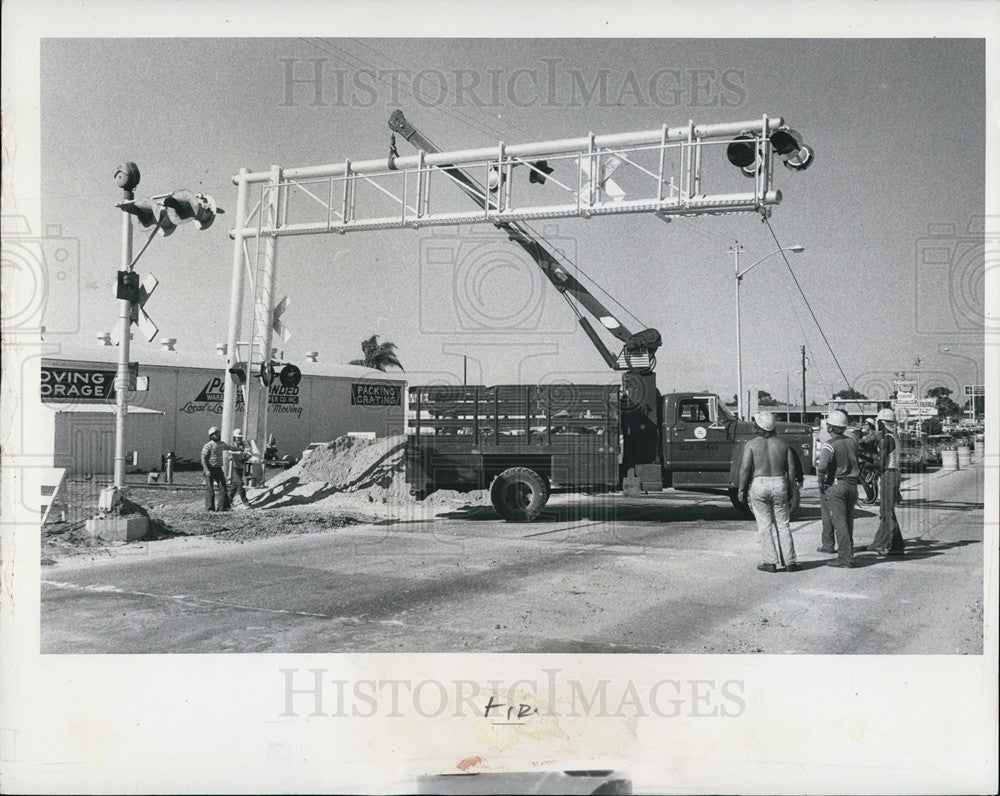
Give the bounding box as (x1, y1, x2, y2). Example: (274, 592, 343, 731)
(270, 434, 407, 492)
(254, 434, 491, 512)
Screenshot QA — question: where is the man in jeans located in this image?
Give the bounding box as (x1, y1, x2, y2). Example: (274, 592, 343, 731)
(868, 408, 905, 556)
(816, 410, 860, 568)
(738, 411, 800, 573)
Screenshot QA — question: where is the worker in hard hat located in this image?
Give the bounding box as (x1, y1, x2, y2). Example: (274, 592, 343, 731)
(868, 408, 905, 556)
(737, 410, 800, 573)
(201, 426, 240, 511)
(815, 417, 838, 554)
(815, 409, 861, 568)
(227, 428, 252, 509)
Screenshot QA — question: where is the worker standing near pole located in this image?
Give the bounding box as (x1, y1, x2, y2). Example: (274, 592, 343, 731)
(201, 427, 240, 512)
(868, 408, 905, 557)
(227, 429, 252, 509)
(738, 411, 800, 573)
(816, 410, 860, 568)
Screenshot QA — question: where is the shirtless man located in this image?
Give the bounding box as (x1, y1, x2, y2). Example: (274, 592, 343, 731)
(738, 411, 800, 573)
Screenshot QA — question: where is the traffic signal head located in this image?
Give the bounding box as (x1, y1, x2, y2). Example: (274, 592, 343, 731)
(726, 133, 757, 169)
(228, 362, 247, 384)
(528, 160, 554, 184)
(279, 363, 302, 388)
(769, 128, 814, 172)
(726, 133, 761, 178)
(116, 271, 140, 302)
(114, 162, 141, 192)
(116, 198, 177, 236)
(162, 190, 225, 230)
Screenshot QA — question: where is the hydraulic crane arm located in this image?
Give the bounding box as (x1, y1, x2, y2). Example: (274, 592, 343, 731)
(389, 109, 661, 372)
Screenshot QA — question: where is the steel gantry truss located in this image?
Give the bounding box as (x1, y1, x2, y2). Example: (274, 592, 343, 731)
(221, 114, 806, 451)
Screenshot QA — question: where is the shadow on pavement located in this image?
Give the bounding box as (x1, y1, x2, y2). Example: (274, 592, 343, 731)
(434, 500, 878, 525)
(901, 499, 984, 512)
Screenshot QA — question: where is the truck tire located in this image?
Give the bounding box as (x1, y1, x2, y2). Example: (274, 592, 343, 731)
(730, 486, 802, 519)
(490, 467, 550, 522)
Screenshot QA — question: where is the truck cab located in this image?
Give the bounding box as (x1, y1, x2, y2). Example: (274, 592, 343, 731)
(659, 392, 814, 514)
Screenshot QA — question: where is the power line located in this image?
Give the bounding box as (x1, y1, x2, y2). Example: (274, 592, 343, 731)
(763, 215, 853, 399)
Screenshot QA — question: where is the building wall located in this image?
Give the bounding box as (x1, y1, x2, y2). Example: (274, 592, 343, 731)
(42, 358, 404, 465)
(53, 411, 163, 474)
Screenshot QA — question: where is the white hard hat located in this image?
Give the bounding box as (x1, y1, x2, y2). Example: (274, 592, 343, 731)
(753, 410, 776, 431)
(827, 409, 849, 428)
(232, 428, 243, 437)
(208, 426, 220, 437)
(877, 408, 896, 423)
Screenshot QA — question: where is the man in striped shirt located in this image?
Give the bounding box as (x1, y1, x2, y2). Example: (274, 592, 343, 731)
(201, 426, 240, 511)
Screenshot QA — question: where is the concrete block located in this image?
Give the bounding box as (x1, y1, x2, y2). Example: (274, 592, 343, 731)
(85, 515, 149, 542)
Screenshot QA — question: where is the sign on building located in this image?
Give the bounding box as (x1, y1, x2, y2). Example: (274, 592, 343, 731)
(41, 366, 116, 402)
(351, 383, 402, 406)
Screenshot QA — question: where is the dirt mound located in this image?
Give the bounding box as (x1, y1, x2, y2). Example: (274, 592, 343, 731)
(269, 434, 407, 491)
(256, 434, 491, 511)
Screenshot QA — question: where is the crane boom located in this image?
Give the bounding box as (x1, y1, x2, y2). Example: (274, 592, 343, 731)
(388, 109, 661, 372)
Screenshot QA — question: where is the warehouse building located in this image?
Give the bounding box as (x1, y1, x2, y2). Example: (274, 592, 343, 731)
(41, 346, 405, 474)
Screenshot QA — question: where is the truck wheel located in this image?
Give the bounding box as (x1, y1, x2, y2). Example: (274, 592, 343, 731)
(490, 467, 550, 522)
(728, 488, 754, 519)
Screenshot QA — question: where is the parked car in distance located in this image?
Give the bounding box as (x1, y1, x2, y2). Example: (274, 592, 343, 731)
(899, 432, 929, 471)
(925, 434, 956, 466)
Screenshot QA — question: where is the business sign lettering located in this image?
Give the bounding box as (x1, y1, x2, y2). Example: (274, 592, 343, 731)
(180, 376, 303, 418)
(41, 367, 116, 402)
(351, 383, 402, 406)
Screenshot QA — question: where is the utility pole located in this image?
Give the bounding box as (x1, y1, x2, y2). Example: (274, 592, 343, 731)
(801, 345, 807, 423)
(786, 371, 791, 422)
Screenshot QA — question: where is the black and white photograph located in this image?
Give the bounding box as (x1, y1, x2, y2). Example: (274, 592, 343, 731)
(2, 1, 997, 793)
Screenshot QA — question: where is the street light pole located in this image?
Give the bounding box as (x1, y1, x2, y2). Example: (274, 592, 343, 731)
(733, 242, 805, 421)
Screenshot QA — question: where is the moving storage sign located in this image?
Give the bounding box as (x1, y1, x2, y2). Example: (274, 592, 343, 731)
(41, 366, 116, 401)
(351, 383, 402, 406)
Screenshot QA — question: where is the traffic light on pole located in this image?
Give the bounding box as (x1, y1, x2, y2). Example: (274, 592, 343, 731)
(162, 190, 225, 230)
(768, 128, 814, 172)
(117, 197, 177, 236)
(279, 363, 302, 388)
(726, 132, 761, 178)
(528, 160, 554, 184)
(229, 362, 247, 384)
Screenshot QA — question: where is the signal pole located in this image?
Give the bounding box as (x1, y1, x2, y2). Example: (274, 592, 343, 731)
(114, 181, 135, 493)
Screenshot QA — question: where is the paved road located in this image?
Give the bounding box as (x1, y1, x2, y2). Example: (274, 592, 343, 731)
(41, 461, 985, 654)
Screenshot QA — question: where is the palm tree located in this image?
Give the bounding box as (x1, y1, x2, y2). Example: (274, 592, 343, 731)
(349, 334, 404, 372)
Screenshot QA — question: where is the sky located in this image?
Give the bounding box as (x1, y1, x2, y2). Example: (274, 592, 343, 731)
(37, 36, 987, 406)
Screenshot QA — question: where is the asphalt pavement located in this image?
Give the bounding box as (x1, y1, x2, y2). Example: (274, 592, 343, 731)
(41, 460, 985, 654)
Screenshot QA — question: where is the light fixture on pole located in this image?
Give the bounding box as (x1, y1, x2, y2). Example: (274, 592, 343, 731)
(732, 241, 805, 421)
